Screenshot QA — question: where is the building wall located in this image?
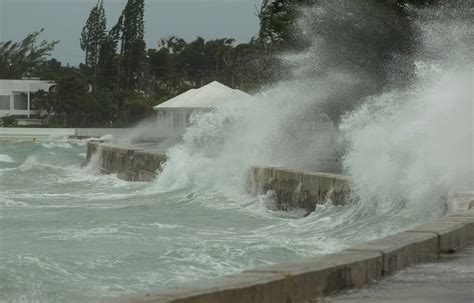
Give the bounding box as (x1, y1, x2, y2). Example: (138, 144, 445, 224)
(157, 109, 193, 130)
(0, 80, 54, 118)
(156, 108, 213, 131)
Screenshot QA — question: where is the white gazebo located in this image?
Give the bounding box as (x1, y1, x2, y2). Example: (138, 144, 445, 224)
(153, 81, 252, 130)
(0, 79, 54, 118)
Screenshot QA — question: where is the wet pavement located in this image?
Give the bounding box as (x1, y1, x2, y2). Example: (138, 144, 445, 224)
(325, 245, 474, 303)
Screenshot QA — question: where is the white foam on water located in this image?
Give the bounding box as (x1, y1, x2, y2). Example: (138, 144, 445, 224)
(17, 155, 65, 172)
(79, 145, 103, 176)
(0, 198, 30, 208)
(36, 226, 129, 241)
(17, 156, 39, 172)
(148, 223, 183, 229)
(42, 142, 73, 149)
(0, 154, 15, 163)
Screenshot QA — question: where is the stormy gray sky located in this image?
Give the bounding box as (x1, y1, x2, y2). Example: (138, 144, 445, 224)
(0, 0, 261, 66)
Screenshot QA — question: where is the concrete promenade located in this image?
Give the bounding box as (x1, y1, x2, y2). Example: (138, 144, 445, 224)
(326, 245, 474, 303)
(0, 127, 125, 141)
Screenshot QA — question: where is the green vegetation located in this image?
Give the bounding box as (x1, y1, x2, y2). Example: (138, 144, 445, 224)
(0, 0, 438, 127)
(80, 0, 107, 87)
(0, 29, 58, 79)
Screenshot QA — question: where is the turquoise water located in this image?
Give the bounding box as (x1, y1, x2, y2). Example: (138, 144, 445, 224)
(0, 138, 431, 303)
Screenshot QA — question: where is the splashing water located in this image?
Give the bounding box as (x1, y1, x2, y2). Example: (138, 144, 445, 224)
(1, 2, 473, 302)
(342, 2, 473, 218)
(342, 68, 472, 218)
(0, 154, 15, 163)
(156, 1, 473, 213)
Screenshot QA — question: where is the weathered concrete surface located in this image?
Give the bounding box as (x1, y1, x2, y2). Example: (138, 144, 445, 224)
(248, 166, 351, 212)
(445, 212, 474, 242)
(110, 272, 287, 303)
(324, 245, 474, 303)
(244, 251, 382, 301)
(406, 221, 468, 253)
(85, 141, 166, 182)
(345, 232, 439, 276)
(404, 208, 474, 253)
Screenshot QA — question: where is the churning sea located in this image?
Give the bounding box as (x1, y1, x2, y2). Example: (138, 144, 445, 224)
(0, 137, 431, 303)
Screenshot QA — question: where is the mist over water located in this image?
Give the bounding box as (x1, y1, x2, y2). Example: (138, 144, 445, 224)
(156, 1, 473, 210)
(1, 2, 473, 302)
(1, 140, 404, 303)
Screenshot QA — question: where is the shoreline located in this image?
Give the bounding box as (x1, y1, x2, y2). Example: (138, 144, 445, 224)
(111, 195, 474, 303)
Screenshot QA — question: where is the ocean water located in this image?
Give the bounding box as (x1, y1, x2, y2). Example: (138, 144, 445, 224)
(0, 138, 430, 303)
(2, 3, 471, 302)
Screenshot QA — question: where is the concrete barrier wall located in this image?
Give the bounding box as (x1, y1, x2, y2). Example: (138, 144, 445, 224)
(75, 128, 130, 138)
(0, 127, 75, 140)
(112, 196, 474, 303)
(86, 141, 166, 182)
(248, 166, 352, 212)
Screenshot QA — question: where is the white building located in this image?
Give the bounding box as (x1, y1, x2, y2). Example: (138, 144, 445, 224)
(153, 81, 253, 130)
(0, 79, 54, 118)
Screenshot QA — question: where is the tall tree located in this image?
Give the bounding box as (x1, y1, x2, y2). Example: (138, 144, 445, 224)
(118, 0, 146, 90)
(80, 0, 107, 85)
(0, 29, 58, 79)
(97, 16, 123, 91)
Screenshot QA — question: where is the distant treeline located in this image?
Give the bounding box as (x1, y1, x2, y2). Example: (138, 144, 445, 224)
(0, 0, 438, 127)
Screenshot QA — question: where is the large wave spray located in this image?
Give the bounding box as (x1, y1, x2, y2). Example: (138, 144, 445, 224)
(342, 2, 473, 218)
(154, 1, 473, 220)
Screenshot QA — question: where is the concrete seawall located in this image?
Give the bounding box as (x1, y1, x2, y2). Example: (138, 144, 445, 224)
(248, 166, 351, 211)
(112, 197, 474, 303)
(85, 143, 351, 212)
(86, 141, 166, 182)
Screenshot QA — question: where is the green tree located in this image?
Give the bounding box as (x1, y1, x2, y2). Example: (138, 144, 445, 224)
(49, 68, 89, 126)
(80, 0, 107, 85)
(97, 17, 123, 91)
(118, 0, 146, 90)
(36, 58, 62, 80)
(32, 66, 90, 126)
(0, 29, 58, 79)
